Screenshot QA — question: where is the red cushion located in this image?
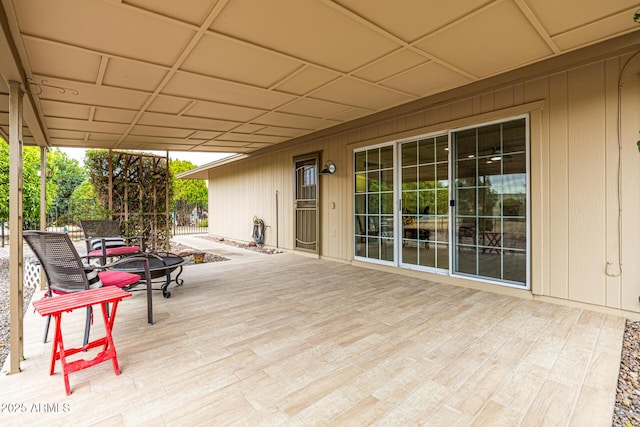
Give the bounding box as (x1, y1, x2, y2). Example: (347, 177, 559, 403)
(98, 270, 141, 288)
(88, 246, 140, 257)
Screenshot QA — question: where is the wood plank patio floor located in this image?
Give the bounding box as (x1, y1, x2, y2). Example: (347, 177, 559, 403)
(0, 252, 624, 426)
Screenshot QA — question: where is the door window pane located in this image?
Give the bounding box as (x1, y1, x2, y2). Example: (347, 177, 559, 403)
(380, 145, 393, 169)
(355, 194, 366, 215)
(418, 138, 435, 164)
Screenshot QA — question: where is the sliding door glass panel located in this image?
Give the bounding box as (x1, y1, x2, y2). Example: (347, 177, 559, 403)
(354, 145, 394, 263)
(401, 135, 449, 270)
(453, 118, 527, 286)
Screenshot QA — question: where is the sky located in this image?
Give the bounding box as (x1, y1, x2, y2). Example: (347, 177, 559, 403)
(59, 147, 232, 167)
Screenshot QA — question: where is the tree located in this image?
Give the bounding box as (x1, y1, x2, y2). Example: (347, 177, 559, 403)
(47, 148, 87, 222)
(0, 140, 56, 221)
(170, 159, 208, 202)
(69, 178, 101, 220)
(85, 149, 171, 249)
(48, 148, 86, 200)
(70, 178, 96, 200)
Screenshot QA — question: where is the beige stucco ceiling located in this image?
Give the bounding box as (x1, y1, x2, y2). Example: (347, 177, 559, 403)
(0, 0, 638, 155)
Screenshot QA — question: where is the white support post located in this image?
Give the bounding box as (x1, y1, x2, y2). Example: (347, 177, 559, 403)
(8, 80, 24, 373)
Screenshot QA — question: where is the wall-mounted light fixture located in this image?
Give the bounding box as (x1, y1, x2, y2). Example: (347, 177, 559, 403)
(319, 160, 336, 175)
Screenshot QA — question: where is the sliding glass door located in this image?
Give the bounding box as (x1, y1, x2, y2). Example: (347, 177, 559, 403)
(452, 117, 528, 286)
(400, 135, 449, 270)
(353, 115, 529, 288)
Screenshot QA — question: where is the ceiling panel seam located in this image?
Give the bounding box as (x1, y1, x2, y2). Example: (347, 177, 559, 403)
(550, 7, 639, 40)
(21, 30, 416, 117)
(113, 2, 424, 100)
(22, 29, 421, 111)
(514, 0, 560, 54)
(202, 28, 424, 101)
(95, 56, 109, 86)
(114, 0, 231, 148)
(20, 33, 171, 70)
(322, 0, 478, 80)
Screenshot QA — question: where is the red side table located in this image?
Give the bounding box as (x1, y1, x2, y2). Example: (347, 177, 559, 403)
(32, 287, 132, 395)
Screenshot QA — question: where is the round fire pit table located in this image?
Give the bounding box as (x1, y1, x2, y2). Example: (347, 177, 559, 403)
(110, 252, 188, 299)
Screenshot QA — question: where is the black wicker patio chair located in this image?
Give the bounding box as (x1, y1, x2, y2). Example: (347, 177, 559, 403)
(80, 220, 146, 265)
(23, 230, 151, 346)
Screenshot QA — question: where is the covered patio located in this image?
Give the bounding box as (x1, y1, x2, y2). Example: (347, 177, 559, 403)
(0, 1, 638, 424)
(0, 239, 624, 425)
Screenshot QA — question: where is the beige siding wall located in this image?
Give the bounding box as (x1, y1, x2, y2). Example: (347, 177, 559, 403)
(208, 49, 640, 314)
(208, 141, 353, 260)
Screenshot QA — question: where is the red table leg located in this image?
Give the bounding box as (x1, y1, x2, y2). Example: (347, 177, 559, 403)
(33, 288, 131, 395)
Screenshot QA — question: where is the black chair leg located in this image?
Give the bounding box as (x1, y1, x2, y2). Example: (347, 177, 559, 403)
(44, 304, 91, 346)
(83, 306, 92, 347)
(42, 289, 53, 343)
(43, 315, 51, 343)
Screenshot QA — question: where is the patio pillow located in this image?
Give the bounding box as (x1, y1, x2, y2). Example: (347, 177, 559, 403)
(83, 264, 103, 289)
(89, 237, 126, 251)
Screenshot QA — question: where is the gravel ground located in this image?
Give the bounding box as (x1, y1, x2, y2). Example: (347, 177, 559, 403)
(0, 242, 637, 424)
(0, 245, 44, 371)
(195, 234, 282, 254)
(613, 320, 640, 426)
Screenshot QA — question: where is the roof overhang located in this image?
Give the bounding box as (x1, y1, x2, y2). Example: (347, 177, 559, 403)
(177, 153, 248, 179)
(0, 1, 638, 157)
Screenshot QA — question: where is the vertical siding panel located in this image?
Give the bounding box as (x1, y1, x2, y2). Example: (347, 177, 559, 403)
(530, 108, 544, 294)
(472, 94, 482, 115)
(567, 62, 606, 305)
(620, 54, 640, 311)
(548, 73, 569, 298)
(282, 151, 290, 249)
(480, 93, 494, 113)
(406, 111, 424, 131)
(439, 104, 451, 123)
(378, 120, 394, 139)
(494, 86, 514, 109)
(286, 151, 296, 249)
(395, 116, 406, 134)
(525, 77, 550, 295)
(450, 99, 472, 120)
(425, 107, 439, 126)
(514, 83, 524, 104)
(524, 77, 547, 103)
(325, 140, 346, 259)
(604, 58, 622, 308)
